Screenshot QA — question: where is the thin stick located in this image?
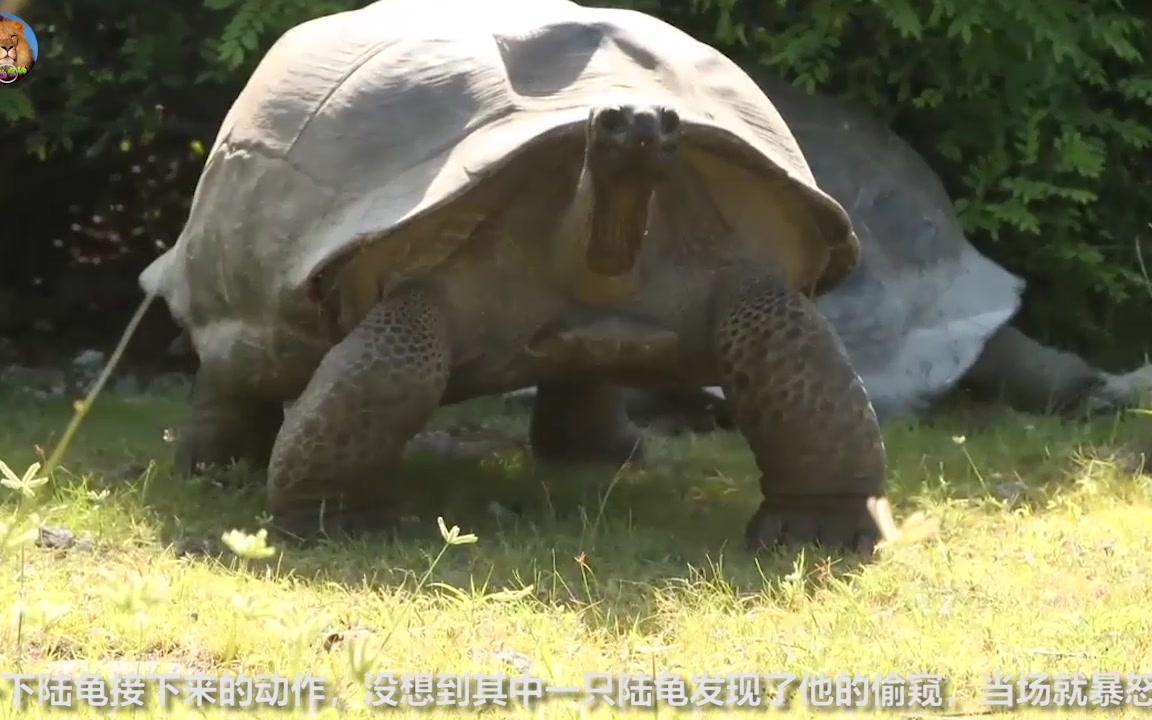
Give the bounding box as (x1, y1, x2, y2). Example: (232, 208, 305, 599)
(42, 292, 158, 476)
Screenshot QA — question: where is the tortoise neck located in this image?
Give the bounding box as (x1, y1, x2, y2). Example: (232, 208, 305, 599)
(552, 165, 654, 305)
(587, 170, 653, 276)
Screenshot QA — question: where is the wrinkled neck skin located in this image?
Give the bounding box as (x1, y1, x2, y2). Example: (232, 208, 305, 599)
(551, 163, 655, 306)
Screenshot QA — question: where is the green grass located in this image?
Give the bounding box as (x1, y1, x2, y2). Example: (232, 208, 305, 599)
(0, 381, 1151, 718)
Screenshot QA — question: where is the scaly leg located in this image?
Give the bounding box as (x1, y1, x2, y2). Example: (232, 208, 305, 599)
(962, 325, 1104, 414)
(174, 374, 283, 473)
(267, 286, 450, 537)
(530, 381, 645, 466)
(711, 273, 890, 553)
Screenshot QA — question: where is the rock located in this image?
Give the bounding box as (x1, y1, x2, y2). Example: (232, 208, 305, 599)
(404, 430, 457, 457)
(37, 527, 76, 550)
(2, 365, 67, 397)
(404, 430, 521, 461)
(32, 526, 96, 553)
(172, 538, 217, 557)
(72, 349, 105, 371)
(995, 481, 1041, 504)
(70, 350, 107, 394)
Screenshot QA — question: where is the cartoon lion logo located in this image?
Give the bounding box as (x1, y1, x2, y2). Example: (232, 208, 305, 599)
(0, 14, 36, 85)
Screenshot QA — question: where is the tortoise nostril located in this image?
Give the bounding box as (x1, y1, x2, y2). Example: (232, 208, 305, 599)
(659, 108, 680, 135)
(597, 107, 628, 133)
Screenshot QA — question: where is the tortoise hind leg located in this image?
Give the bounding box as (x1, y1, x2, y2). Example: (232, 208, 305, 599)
(267, 286, 450, 537)
(711, 272, 890, 553)
(530, 381, 645, 467)
(175, 376, 283, 474)
(962, 325, 1103, 414)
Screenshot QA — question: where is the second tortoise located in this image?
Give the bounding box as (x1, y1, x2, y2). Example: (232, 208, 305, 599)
(626, 75, 1152, 432)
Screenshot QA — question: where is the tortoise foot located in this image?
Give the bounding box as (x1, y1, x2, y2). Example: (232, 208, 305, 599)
(744, 494, 885, 555)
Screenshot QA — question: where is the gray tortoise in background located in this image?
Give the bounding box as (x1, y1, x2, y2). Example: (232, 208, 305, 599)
(141, 0, 898, 550)
(626, 74, 1152, 432)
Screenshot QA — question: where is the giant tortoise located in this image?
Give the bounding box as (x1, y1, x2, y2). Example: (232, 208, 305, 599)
(140, 0, 897, 551)
(627, 74, 1152, 430)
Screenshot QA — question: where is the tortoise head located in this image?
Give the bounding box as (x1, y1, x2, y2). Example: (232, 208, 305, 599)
(582, 103, 682, 277)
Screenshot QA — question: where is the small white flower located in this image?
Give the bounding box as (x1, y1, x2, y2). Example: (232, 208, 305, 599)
(0, 461, 49, 499)
(221, 528, 277, 560)
(436, 517, 478, 546)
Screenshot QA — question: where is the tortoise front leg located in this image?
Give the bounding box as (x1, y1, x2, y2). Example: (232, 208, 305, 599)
(175, 375, 283, 474)
(710, 272, 890, 553)
(267, 286, 450, 538)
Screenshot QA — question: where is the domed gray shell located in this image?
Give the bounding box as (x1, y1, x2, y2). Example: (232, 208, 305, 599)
(139, 0, 858, 380)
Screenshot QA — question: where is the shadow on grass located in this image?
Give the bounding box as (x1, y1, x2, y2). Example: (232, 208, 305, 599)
(1, 384, 1148, 636)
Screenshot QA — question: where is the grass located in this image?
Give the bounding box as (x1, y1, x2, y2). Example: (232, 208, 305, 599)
(0, 380, 1150, 718)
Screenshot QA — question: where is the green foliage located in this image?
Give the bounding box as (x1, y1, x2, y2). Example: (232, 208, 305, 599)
(0, 88, 34, 123)
(4, 0, 1150, 361)
(203, 0, 354, 73)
